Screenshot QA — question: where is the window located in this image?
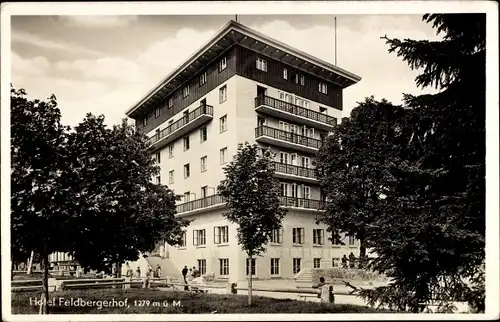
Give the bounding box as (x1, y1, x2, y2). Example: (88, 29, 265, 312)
(220, 147, 228, 164)
(219, 258, 229, 276)
(271, 228, 282, 244)
(200, 127, 207, 142)
(197, 259, 206, 275)
(193, 229, 206, 246)
(184, 164, 190, 178)
(256, 57, 267, 72)
(292, 228, 305, 245)
(155, 107, 160, 118)
(168, 97, 173, 108)
(183, 136, 190, 151)
(319, 82, 328, 94)
(300, 75, 305, 86)
(283, 68, 288, 80)
(199, 186, 207, 199)
(219, 85, 227, 104)
(313, 229, 325, 245)
(293, 258, 302, 274)
(180, 231, 186, 247)
(155, 175, 161, 185)
(199, 72, 207, 86)
(303, 186, 311, 199)
(201, 156, 207, 172)
(168, 170, 174, 184)
(184, 192, 191, 202)
(313, 258, 321, 268)
(246, 258, 256, 276)
(168, 145, 174, 158)
(218, 57, 227, 72)
(219, 115, 227, 133)
(270, 258, 280, 275)
(155, 152, 161, 164)
(295, 97, 310, 109)
(143, 117, 147, 126)
(332, 230, 343, 246)
(295, 74, 299, 84)
(280, 182, 289, 197)
(214, 226, 229, 244)
(348, 235, 356, 246)
(182, 86, 190, 98)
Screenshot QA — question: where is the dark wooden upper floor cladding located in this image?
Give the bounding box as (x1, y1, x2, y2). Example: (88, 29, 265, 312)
(234, 46, 343, 110)
(136, 45, 344, 132)
(137, 46, 238, 133)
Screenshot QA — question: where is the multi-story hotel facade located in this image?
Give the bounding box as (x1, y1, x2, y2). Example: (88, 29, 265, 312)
(125, 20, 362, 281)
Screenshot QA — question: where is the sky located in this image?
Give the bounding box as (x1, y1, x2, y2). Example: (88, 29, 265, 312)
(10, 13, 442, 127)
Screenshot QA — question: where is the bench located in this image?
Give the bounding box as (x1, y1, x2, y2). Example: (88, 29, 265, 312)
(296, 286, 319, 301)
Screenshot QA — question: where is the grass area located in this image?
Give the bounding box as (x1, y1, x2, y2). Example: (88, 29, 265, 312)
(12, 289, 394, 314)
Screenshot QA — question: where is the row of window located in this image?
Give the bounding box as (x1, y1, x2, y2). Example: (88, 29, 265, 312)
(256, 57, 329, 95)
(144, 82, 227, 127)
(196, 256, 350, 277)
(159, 147, 228, 187)
(179, 227, 356, 247)
(145, 51, 333, 127)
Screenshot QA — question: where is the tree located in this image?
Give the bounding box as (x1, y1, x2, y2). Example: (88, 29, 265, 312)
(315, 13, 485, 312)
(315, 97, 407, 261)
(63, 114, 188, 274)
(11, 87, 70, 314)
(11, 88, 187, 313)
(217, 143, 288, 306)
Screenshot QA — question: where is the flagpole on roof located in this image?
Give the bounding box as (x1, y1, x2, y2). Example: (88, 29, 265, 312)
(334, 16, 337, 66)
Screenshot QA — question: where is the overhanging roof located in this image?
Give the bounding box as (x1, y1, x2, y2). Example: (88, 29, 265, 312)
(126, 20, 362, 119)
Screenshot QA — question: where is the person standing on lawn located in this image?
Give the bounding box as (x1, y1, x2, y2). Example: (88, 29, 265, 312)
(156, 264, 162, 278)
(349, 252, 356, 269)
(182, 266, 189, 290)
(341, 255, 348, 269)
(313, 277, 334, 304)
(192, 266, 200, 278)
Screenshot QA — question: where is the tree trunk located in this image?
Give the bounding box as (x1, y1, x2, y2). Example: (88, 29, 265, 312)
(27, 250, 34, 275)
(359, 237, 367, 269)
(247, 254, 253, 306)
(40, 248, 49, 314)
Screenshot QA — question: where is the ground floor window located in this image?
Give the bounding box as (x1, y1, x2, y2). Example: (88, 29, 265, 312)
(245, 258, 256, 276)
(332, 257, 340, 267)
(197, 259, 206, 275)
(293, 258, 302, 274)
(313, 258, 321, 268)
(219, 258, 229, 276)
(270, 258, 280, 275)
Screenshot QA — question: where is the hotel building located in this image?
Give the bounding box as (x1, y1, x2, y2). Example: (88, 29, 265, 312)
(125, 20, 362, 281)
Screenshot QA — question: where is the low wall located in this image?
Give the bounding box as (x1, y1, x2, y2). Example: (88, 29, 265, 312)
(311, 268, 389, 284)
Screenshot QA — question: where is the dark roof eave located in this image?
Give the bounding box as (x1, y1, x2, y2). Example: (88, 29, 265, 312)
(126, 20, 362, 119)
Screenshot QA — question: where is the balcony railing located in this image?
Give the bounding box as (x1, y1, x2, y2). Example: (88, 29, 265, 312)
(176, 194, 225, 214)
(255, 125, 322, 150)
(273, 162, 316, 179)
(279, 196, 324, 210)
(255, 95, 337, 127)
(176, 194, 323, 214)
(148, 104, 214, 145)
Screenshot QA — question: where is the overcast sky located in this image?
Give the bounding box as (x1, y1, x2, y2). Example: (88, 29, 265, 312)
(11, 13, 442, 127)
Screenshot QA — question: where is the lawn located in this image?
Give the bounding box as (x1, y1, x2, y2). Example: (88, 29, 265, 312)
(12, 289, 393, 314)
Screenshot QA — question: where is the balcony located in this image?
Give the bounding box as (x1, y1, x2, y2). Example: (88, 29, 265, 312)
(273, 162, 317, 184)
(255, 125, 322, 153)
(176, 194, 323, 216)
(148, 104, 213, 151)
(176, 194, 226, 216)
(255, 95, 337, 131)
